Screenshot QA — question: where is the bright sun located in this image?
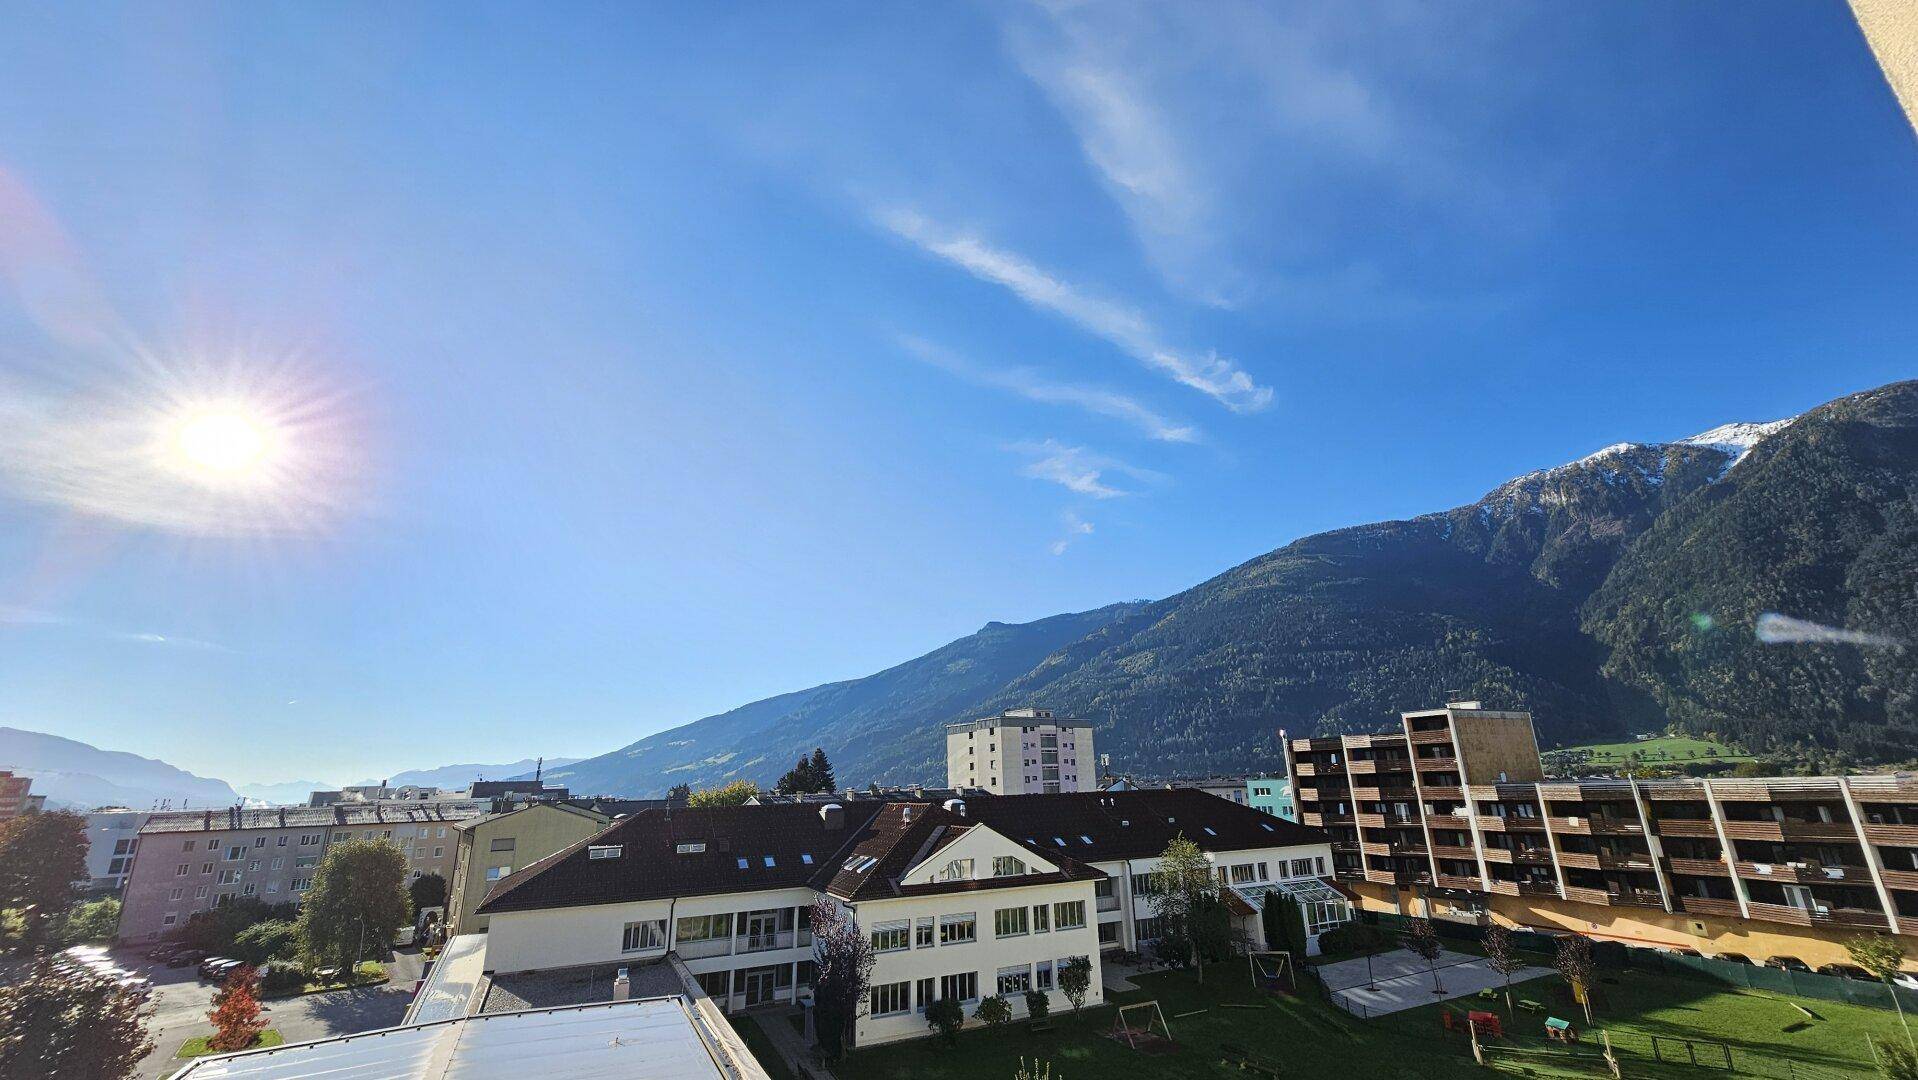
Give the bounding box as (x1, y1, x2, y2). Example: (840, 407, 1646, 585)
(164, 405, 283, 484)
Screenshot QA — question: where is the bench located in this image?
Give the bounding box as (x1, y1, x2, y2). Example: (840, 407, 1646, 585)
(1516, 999, 1543, 1013)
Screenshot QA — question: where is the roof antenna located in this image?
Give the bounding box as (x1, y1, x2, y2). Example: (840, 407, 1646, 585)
(535, 757, 544, 785)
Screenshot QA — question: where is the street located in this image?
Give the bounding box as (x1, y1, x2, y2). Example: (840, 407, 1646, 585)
(122, 947, 419, 1080)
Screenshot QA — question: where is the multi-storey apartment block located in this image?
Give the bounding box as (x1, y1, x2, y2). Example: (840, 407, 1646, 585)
(0, 771, 44, 820)
(445, 801, 616, 935)
(1286, 703, 1918, 970)
(83, 808, 149, 893)
(470, 789, 1341, 1047)
(117, 801, 490, 943)
(946, 708, 1094, 794)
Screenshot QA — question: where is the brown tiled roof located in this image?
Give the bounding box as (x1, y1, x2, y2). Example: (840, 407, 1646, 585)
(478, 799, 1111, 915)
(476, 802, 890, 915)
(956, 788, 1328, 863)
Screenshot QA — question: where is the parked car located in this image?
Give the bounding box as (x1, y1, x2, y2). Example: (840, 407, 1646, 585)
(167, 948, 209, 969)
(198, 957, 242, 980)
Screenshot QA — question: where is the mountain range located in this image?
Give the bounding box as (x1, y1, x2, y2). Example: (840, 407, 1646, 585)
(0, 726, 243, 811)
(545, 380, 1918, 798)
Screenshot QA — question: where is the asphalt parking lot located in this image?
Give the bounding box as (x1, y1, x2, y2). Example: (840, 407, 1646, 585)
(121, 948, 419, 1080)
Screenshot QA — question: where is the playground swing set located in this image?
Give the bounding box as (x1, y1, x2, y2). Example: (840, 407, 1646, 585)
(1247, 950, 1296, 993)
(1109, 1000, 1175, 1053)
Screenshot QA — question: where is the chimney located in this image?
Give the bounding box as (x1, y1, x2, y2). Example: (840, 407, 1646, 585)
(613, 968, 631, 1002)
(819, 804, 844, 830)
(942, 799, 966, 817)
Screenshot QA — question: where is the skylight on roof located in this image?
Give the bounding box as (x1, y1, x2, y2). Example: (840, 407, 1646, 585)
(843, 855, 862, 870)
(801, 853, 814, 865)
(1259, 822, 1275, 832)
(736, 857, 749, 870)
(763, 855, 776, 867)
(1053, 836, 1067, 846)
(1080, 835, 1094, 844)
(1203, 827, 1217, 836)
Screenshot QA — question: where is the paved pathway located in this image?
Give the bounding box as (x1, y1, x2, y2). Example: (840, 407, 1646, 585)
(754, 1005, 835, 1079)
(1316, 948, 1553, 1018)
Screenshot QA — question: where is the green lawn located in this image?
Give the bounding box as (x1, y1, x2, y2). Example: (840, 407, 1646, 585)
(734, 1016, 799, 1080)
(174, 1030, 284, 1059)
(836, 965, 1906, 1080)
(1553, 736, 1752, 765)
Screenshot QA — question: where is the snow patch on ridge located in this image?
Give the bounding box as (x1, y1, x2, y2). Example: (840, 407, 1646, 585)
(1679, 418, 1795, 472)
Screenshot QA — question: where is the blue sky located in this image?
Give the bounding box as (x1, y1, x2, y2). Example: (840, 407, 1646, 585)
(0, 3, 1912, 787)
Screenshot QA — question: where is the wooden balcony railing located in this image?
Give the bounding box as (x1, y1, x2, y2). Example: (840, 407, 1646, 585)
(1665, 857, 1731, 877)
(1864, 823, 1918, 846)
(1431, 844, 1477, 861)
(1556, 852, 1600, 871)
(1422, 786, 1465, 802)
(1734, 862, 1869, 886)
(1652, 819, 1718, 838)
(1678, 895, 1741, 918)
(1720, 820, 1858, 843)
(1426, 814, 1468, 830)
(1879, 869, 1918, 891)
(1485, 879, 1520, 897)
(1562, 885, 1611, 906)
(1434, 873, 1482, 890)
(1480, 848, 1514, 864)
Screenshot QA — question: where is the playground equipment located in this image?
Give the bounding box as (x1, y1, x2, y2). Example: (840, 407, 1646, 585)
(1110, 1000, 1174, 1052)
(1248, 950, 1295, 992)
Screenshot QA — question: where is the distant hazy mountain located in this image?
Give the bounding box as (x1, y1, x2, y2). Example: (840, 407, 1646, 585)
(235, 780, 334, 806)
(0, 726, 241, 811)
(549, 380, 1918, 797)
(355, 757, 583, 790)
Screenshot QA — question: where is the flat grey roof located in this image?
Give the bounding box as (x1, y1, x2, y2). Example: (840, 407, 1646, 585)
(168, 998, 733, 1080)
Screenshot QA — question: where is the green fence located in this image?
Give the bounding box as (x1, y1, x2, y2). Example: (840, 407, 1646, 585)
(1624, 949, 1918, 1014)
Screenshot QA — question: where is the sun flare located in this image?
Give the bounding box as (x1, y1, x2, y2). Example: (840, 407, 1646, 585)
(162, 404, 284, 485)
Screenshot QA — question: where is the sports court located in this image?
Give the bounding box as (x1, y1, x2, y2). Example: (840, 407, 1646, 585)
(1315, 948, 1554, 1017)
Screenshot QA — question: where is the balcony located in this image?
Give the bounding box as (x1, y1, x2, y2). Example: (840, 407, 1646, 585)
(1746, 902, 1890, 930)
(1376, 758, 1415, 772)
(1485, 879, 1520, 897)
(1409, 729, 1453, 745)
(1593, 818, 1646, 836)
(1734, 862, 1870, 886)
(1514, 847, 1555, 864)
(1391, 842, 1429, 856)
(1330, 840, 1360, 854)
(1422, 786, 1465, 802)
(1562, 885, 1611, 907)
(1435, 873, 1482, 890)
(1652, 818, 1718, 838)
(1665, 857, 1731, 877)
(1679, 895, 1741, 918)
(1557, 851, 1600, 871)
(1720, 820, 1857, 843)
(1323, 814, 1356, 826)
(1097, 894, 1121, 912)
(1426, 814, 1468, 830)
(1351, 786, 1383, 802)
(1600, 852, 1656, 871)
(1614, 888, 1665, 909)
(1346, 759, 1376, 775)
(1480, 847, 1513, 864)
(1415, 754, 1459, 771)
(1432, 844, 1478, 861)
(1334, 867, 1366, 884)
(1880, 869, 1918, 891)
(738, 931, 795, 954)
(1864, 823, 1918, 846)
(676, 936, 734, 959)
(1518, 881, 1559, 898)
(1293, 761, 1317, 777)
(1900, 916, 1918, 936)
(1299, 812, 1324, 827)
(1361, 841, 1391, 857)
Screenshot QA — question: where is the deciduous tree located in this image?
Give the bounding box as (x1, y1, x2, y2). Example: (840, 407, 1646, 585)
(1483, 923, 1524, 1018)
(207, 965, 267, 1052)
(808, 899, 873, 1058)
(1147, 834, 1220, 983)
(1848, 935, 1912, 1047)
(0, 957, 154, 1079)
(1405, 917, 1445, 994)
(1554, 933, 1595, 1023)
(296, 839, 411, 971)
(687, 780, 759, 807)
(409, 872, 447, 912)
(54, 898, 121, 946)
(0, 812, 88, 944)
(1059, 957, 1091, 1016)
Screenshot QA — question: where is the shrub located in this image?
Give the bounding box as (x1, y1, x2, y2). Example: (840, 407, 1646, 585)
(233, 920, 300, 966)
(258, 961, 308, 994)
(1059, 957, 1092, 1015)
(925, 997, 963, 1043)
(1023, 989, 1051, 1021)
(55, 897, 121, 945)
(1317, 922, 1385, 956)
(975, 994, 1011, 1027)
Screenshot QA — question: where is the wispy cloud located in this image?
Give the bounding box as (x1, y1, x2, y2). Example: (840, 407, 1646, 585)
(999, 2, 1537, 308)
(1009, 439, 1161, 499)
(899, 335, 1198, 443)
(1, 604, 228, 651)
(1050, 511, 1095, 556)
(877, 208, 1272, 412)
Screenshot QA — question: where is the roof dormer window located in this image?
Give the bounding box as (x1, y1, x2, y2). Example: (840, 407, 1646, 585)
(587, 845, 623, 860)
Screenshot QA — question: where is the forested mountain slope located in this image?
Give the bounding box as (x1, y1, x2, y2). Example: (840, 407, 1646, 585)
(553, 380, 1916, 797)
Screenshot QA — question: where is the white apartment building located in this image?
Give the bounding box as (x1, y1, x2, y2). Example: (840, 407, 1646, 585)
(472, 789, 1343, 1048)
(945, 708, 1094, 794)
(83, 809, 150, 893)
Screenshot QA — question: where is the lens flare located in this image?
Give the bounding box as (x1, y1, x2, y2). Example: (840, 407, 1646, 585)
(164, 405, 283, 484)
